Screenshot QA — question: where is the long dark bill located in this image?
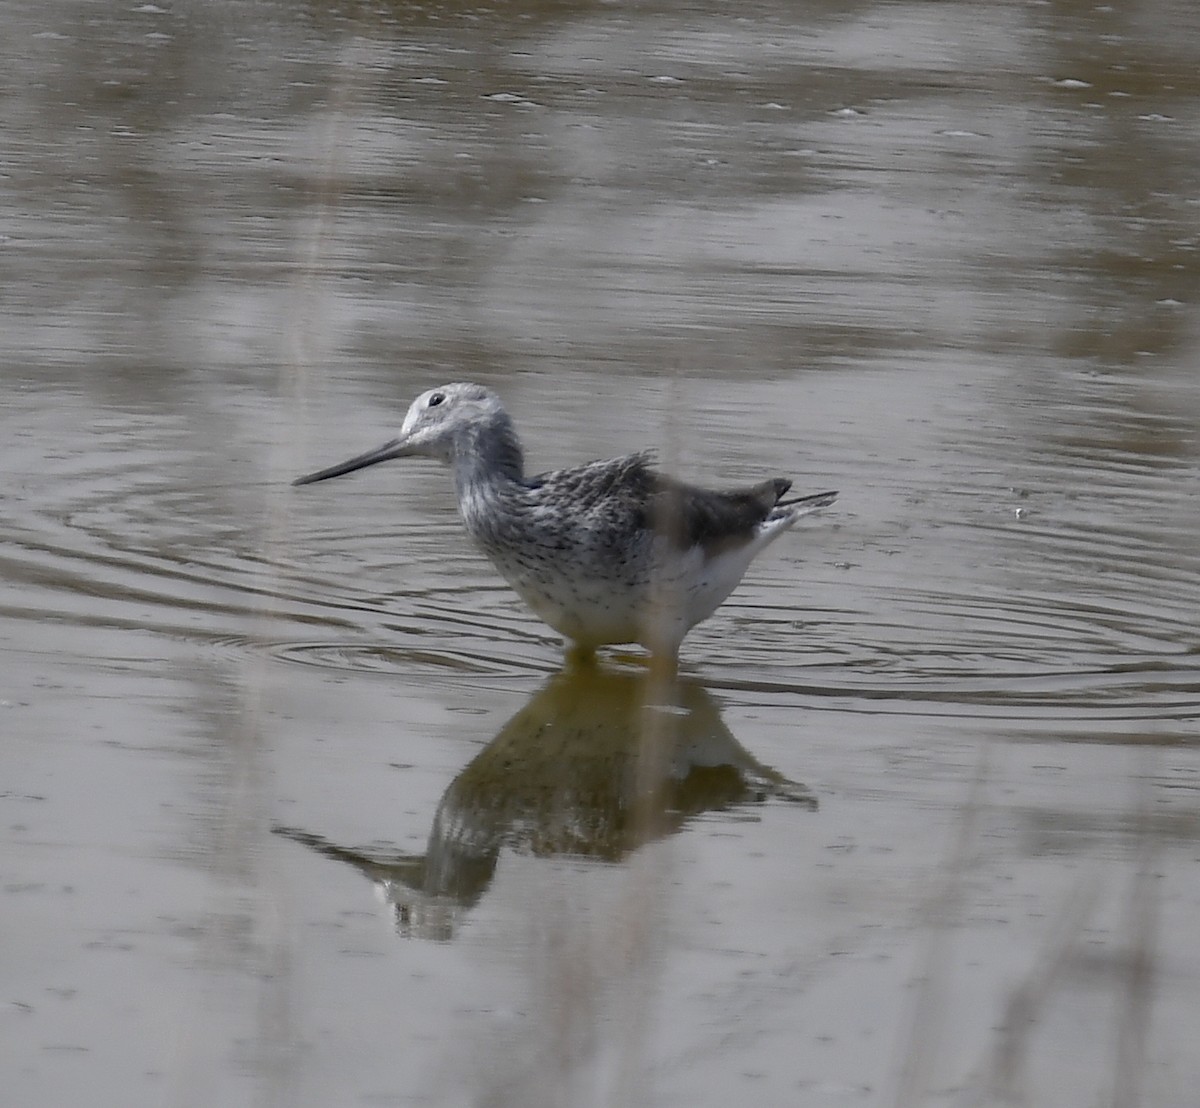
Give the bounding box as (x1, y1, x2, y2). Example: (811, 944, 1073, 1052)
(292, 438, 408, 486)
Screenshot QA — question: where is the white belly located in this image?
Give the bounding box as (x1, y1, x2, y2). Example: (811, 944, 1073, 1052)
(465, 493, 801, 653)
(484, 537, 768, 652)
(500, 562, 644, 647)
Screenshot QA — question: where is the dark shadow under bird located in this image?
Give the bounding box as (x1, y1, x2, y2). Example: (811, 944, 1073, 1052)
(274, 660, 816, 941)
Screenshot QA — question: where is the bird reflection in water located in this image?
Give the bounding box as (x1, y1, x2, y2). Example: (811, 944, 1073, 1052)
(274, 661, 815, 941)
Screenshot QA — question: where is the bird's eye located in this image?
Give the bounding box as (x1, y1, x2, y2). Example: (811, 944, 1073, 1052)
(428, 392, 445, 408)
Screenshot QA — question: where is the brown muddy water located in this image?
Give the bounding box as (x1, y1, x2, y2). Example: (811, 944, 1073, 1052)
(3, 2, 1200, 1106)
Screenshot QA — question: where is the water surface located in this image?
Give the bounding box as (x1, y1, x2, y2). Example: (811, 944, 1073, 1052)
(3, 2, 1199, 1106)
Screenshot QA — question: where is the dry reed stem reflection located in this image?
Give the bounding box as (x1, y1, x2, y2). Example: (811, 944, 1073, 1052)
(917, 747, 1163, 1108)
(977, 876, 1100, 1107)
(192, 38, 372, 1108)
(891, 742, 992, 1108)
(1110, 749, 1159, 1108)
(605, 358, 688, 1107)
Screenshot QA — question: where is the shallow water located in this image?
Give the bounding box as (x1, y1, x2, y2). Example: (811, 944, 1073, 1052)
(4, 1, 1200, 1106)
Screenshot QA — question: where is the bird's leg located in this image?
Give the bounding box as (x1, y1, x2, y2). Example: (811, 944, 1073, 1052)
(564, 642, 598, 670)
(646, 648, 679, 683)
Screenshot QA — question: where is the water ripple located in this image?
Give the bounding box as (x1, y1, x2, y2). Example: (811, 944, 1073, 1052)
(4, 394, 1198, 733)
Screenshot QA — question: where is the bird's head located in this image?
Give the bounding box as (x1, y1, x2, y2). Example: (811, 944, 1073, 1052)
(292, 382, 509, 486)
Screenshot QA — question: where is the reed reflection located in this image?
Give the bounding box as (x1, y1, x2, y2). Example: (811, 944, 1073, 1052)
(275, 661, 815, 941)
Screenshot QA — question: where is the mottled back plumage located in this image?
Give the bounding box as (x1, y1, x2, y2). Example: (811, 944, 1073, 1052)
(294, 382, 837, 657)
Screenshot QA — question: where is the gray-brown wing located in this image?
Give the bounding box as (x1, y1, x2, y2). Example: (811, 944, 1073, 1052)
(526, 454, 794, 553)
